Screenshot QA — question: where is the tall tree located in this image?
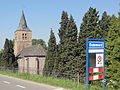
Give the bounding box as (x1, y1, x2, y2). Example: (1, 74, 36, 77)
(58, 11, 69, 44)
(64, 15, 78, 76)
(98, 11, 110, 39)
(78, 7, 99, 78)
(57, 11, 69, 75)
(0, 49, 4, 66)
(43, 30, 57, 76)
(3, 38, 10, 67)
(2, 39, 16, 67)
(106, 14, 120, 88)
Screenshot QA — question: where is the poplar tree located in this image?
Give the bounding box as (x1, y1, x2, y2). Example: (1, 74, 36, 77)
(98, 11, 110, 39)
(0, 50, 4, 66)
(65, 15, 78, 76)
(78, 7, 99, 78)
(58, 11, 69, 44)
(57, 11, 69, 76)
(2, 39, 16, 67)
(43, 30, 57, 76)
(106, 14, 120, 88)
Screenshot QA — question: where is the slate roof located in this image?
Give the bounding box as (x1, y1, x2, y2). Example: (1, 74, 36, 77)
(16, 44, 45, 58)
(17, 10, 30, 31)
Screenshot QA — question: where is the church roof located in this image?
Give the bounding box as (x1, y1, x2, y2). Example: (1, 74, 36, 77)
(16, 44, 45, 58)
(17, 10, 30, 31)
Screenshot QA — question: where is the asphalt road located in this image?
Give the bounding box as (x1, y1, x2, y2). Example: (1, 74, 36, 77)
(0, 74, 64, 90)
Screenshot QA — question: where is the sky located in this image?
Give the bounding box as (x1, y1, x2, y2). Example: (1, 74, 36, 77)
(0, 0, 120, 49)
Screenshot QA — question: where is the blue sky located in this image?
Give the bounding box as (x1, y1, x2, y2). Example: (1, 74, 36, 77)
(0, 0, 120, 49)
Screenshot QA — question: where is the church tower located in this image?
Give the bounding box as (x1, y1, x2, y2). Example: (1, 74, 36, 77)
(14, 10, 32, 56)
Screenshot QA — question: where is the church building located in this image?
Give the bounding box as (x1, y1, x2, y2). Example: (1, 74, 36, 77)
(14, 10, 45, 75)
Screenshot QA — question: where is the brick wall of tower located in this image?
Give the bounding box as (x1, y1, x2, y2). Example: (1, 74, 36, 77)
(14, 30, 32, 56)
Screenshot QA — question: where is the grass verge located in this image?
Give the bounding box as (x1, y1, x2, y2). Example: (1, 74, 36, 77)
(0, 71, 113, 90)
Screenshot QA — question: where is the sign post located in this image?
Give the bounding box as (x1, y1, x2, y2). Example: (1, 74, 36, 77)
(86, 39, 105, 88)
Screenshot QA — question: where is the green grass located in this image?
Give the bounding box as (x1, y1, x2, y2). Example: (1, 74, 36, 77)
(0, 71, 114, 90)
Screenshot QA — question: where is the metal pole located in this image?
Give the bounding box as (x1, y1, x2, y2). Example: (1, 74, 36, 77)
(86, 39, 89, 88)
(102, 40, 105, 88)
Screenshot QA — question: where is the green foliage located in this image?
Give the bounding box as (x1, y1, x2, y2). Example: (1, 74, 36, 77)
(106, 14, 120, 88)
(43, 30, 57, 76)
(0, 38, 17, 67)
(0, 49, 4, 53)
(98, 11, 111, 39)
(58, 11, 69, 44)
(64, 15, 78, 76)
(0, 50, 4, 66)
(57, 11, 69, 75)
(32, 39, 47, 50)
(56, 12, 80, 79)
(78, 7, 99, 78)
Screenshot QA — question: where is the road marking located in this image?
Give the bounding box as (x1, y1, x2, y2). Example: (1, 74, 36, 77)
(53, 88, 65, 90)
(16, 85, 26, 89)
(3, 81, 11, 84)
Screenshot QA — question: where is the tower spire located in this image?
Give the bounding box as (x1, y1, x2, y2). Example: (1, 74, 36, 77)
(17, 10, 30, 30)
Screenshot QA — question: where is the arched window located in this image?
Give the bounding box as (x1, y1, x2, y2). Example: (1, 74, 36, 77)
(36, 58, 39, 75)
(26, 58, 29, 73)
(25, 33, 27, 39)
(22, 33, 24, 40)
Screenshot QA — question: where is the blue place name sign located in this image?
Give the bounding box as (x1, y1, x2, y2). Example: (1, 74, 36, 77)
(89, 42, 104, 48)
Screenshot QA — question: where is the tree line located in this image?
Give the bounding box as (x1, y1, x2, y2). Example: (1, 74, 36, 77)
(44, 7, 120, 88)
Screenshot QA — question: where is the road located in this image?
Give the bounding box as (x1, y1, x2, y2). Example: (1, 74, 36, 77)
(0, 74, 64, 90)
